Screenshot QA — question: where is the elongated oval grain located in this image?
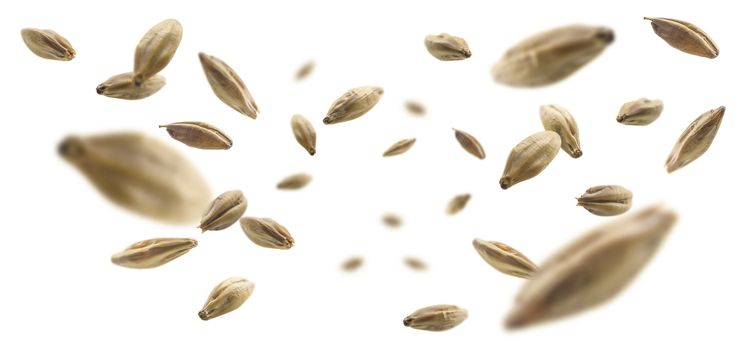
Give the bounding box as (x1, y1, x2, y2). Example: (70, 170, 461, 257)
(506, 204, 677, 329)
(58, 132, 211, 224)
(473, 239, 537, 278)
(540, 105, 582, 158)
(492, 25, 613, 87)
(576, 185, 632, 216)
(341, 256, 364, 272)
(199, 190, 247, 232)
(199, 52, 259, 118)
(240, 217, 295, 249)
(21, 28, 75, 61)
(665, 106, 725, 173)
(616, 98, 664, 125)
(199, 277, 255, 320)
(383, 138, 416, 157)
(405, 101, 426, 116)
(403, 305, 468, 331)
(323, 86, 384, 124)
(644, 17, 718, 58)
(453, 129, 485, 159)
(382, 213, 402, 228)
(160, 121, 232, 150)
(446, 193, 471, 215)
(295, 60, 315, 81)
(96, 72, 166, 100)
(291, 114, 316, 155)
(133, 19, 182, 85)
(500, 131, 561, 189)
(404, 257, 428, 271)
(111, 238, 197, 269)
(277, 173, 312, 190)
(424, 33, 472, 61)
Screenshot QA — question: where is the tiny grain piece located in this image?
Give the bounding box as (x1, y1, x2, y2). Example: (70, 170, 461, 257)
(199, 190, 247, 232)
(404, 257, 427, 271)
(382, 138, 416, 157)
(506, 204, 677, 329)
(576, 185, 633, 216)
(240, 217, 295, 249)
(405, 101, 426, 116)
(403, 305, 468, 331)
(277, 173, 312, 190)
(199, 277, 255, 320)
(424, 33, 472, 61)
(540, 104, 582, 158)
(472, 239, 537, 278)
(665, 106, 725, 173)
(382, 213, 402, 228)
(291, 114, 317, 155)
(453, 129, 485, 159)
(58, 132, 211, 224)
(500, 131, 561, 189)
(491, 25, 614, 87)
(617, 98, 664, 125)
(111, 238, 197, 269)
(341, 256, 364, 272)
(295, 60, 315, 81)
(323, 86, 384, 125)
(21, 28, 75, 60)
(644, 17, 718, 58)
(199, 52, 260, 119)
(133, 19, 183, 85)
(446, 193, 471, 215)
(96, 72, 166, 100)
(160, 121, 232, 150)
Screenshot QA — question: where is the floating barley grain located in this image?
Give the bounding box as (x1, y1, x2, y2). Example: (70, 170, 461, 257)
(199, 190, 247, 232)
(58, 132, 210, 224)
(665, 106, 725, 173)
(111, 238, 197, 269)
(160, 121, 232, 150)
(21, 28, 75, 61)
(644, 17, 718, 58)
(506, 204, 677, 329)
(199, 277, 255, 320)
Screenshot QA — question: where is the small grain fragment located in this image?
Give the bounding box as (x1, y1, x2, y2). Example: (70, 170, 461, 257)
(404, 257, 428, 271)
(295, 60, 315, 81)
(382, 213, 402, 228)
(405, 101, 426, 116)
(342, 256, 364, 272)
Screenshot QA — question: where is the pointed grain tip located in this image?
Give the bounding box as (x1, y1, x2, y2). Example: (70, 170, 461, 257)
(198, 310, 209, 320)
(322, 117, 331, 125)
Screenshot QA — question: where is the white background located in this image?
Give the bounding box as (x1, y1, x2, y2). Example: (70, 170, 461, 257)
(1, 0, 739, 348)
